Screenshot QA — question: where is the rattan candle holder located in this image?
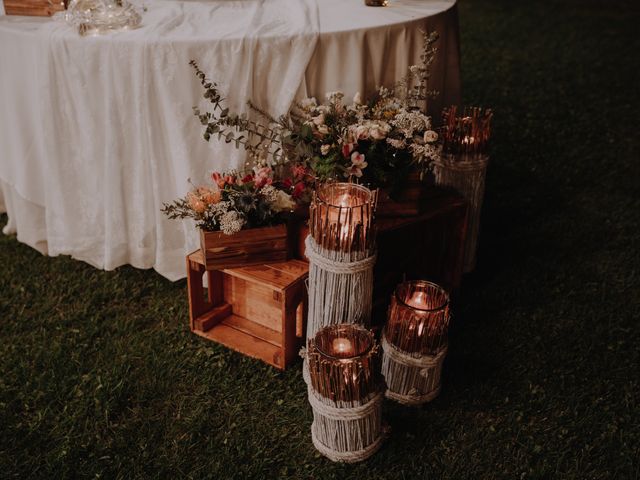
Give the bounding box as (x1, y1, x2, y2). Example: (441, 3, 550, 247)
(434, 106, 492, 272)
(304, 324, 385, 462)
(381, 280, 451, 405)
(305, 182, 377, 338)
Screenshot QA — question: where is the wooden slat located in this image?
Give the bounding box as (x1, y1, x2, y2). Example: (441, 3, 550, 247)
(225, 264, 295, 291)
(194, 303, 232, 332)
(200, 224, 289, 270)
(193, 321, 284, 369)
(3, 0, 65, 16)
(222, 275, 282, 332)
(221, 314, 281, 348)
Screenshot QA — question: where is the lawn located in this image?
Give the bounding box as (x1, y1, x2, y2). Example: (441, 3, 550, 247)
(1, 1, 639, 478)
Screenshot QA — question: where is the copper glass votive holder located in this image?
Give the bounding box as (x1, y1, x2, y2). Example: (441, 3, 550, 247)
(309, 182, 377, 254)
(384, 280, 451, 356)
(307, 324, 381, 404)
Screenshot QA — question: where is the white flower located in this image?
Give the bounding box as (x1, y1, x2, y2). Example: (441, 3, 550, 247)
(271, 190, 296, 213)
(320, 144, 331, 155)
(220, 210, 245, 235)
(317, 124, 329, 135)
(325, 91, 344, 103)
(409, 65, 420, 75)
(368, 121, 391, 140)
(299, 97, 317, 110)
(353, 92, 362, 105)
(410, 142, 441, 165)
(392, 110, 432, 139)
(423, 130, 439, 143)
(354, 125, 369, 140)
(260, 185, 278, 203)
(312, 113, 325, 126)
(387, 138, 406, 149)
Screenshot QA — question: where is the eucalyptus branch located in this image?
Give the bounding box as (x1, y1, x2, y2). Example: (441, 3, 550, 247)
(190, 60, 288, 165)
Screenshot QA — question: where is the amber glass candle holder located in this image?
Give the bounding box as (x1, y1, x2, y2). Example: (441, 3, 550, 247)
(384, 280, 450, 356)
(307, 324, 381, 403)
(309, 182, 377, 254)
(365, 0, 388, 6)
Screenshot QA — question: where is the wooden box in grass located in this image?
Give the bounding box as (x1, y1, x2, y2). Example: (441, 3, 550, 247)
(199, 224, 289, 270)
(3, 0, 66, 16)
(187, 249, 308, 370)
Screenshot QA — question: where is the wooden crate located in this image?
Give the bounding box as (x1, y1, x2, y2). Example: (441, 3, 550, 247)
(3, 0, 66, 16)
(199, 224, 289, 271)
(187, 250, 308, 370)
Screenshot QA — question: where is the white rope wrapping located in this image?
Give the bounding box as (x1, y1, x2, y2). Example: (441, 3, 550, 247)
(433, 155, 489, 272)
(305, 235, 376, 339)
(381, 334, 448, 406)
(308, 386, 385, 463)
(311, 424, 385, 463)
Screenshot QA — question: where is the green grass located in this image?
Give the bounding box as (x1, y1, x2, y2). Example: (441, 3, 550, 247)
(1, 1, 639, 478)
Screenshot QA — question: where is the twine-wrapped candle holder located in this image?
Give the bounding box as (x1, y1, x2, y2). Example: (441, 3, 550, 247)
(434, 106, 493, 272)
(306, 182, 377, 338)
(304, 324, 385, 462)
(381, 280, 451, 405)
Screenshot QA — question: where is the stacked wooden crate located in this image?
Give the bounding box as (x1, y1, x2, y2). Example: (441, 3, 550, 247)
(3, 0, 66, 16)
(186, 185, 467, 369)
(186, 249, 308, 370)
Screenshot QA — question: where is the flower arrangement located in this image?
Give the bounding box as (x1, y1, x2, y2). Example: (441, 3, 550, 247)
(190, 30, 442, 194)
(161, 166, 296, 234)
(287, 87, 440, 190)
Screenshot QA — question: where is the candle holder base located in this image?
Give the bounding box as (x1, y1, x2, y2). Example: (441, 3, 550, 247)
(381, 335, 447, 406)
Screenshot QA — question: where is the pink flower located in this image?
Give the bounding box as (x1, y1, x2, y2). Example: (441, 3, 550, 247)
(351, 151, 366, 166)
(347, 165, 364, 178)
(253, 166, 273, 188)
(342, 143, 355, 159)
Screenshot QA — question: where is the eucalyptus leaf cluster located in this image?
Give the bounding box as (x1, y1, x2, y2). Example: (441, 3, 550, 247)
(190, 60, 290, 167)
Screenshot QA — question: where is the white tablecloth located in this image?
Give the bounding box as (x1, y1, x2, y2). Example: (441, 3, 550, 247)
(0, 0, 460, 280)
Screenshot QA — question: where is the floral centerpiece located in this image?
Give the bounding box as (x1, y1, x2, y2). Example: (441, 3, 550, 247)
(190, 30, 442, 199)
(161, 166, 295, 235)
(287, 87, 440, 196)
(162, 166, 297, 269)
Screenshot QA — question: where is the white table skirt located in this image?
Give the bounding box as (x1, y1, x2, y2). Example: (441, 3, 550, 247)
(0, 0, 460, 280)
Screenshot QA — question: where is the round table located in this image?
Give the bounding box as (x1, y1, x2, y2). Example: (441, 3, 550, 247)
(0, 0, 460, 280)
